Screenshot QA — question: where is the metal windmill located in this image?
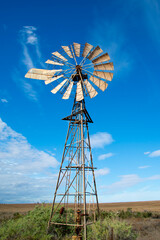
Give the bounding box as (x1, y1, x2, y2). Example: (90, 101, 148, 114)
(25, 42, 114, 240)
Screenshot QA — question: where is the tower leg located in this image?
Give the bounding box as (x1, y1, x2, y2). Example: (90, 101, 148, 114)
(81, 101, 87, 240)
(86, 122, 99, 214)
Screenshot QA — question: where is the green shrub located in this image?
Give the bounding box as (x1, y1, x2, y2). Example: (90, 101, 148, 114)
(0, 205, 52, 240)
(98, 210, 118, 220)
(0, 205, 137, 240)
(87, 219, 137, 240)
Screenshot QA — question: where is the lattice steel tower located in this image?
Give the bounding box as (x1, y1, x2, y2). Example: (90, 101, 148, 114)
(25, 42, 114, 240)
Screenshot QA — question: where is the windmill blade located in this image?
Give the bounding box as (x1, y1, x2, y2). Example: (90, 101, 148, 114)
(73, 43, 80, 57)
(45, 60, 64, 66)
(52, 51, 68, 61)
(25, 73, 52, 81)
(82, 43, 93, 57)
(51, 79, 68, 94)
(45, 74, 64, 85)
(87, 46, 103, 60)
(92, 52, 110, 64)
(62, 46, 73, 58)
(28, 68, 62, 76)
(94, 62, 114, 71)
(76, 81, 84, 101)
(90, 75, 108, 91)
(62, 81, 73, 99)
(93, 71, 113, 81)
(84, 80, 98, 98)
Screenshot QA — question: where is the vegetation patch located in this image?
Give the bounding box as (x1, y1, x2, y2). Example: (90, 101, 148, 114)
(0, 205, 143, 240)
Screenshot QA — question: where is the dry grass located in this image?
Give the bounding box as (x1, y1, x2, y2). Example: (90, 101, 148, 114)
(127, 218, 160, 240)
(1, 201, 160, 214)
(98, 200, 160, 212)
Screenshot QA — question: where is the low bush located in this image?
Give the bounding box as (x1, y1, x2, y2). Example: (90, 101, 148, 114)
(88, 219, 137, 240)
(0, 204, 137, 240)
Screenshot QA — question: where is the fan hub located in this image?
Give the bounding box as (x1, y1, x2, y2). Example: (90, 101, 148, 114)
(76, 65, 82, 72)
(71, 65, 88, 82)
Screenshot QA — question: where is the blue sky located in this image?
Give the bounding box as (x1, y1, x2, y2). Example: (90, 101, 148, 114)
(1, 0, 160, 203)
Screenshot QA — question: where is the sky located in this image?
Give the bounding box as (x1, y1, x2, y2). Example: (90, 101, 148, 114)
(0, 0, 160, 203)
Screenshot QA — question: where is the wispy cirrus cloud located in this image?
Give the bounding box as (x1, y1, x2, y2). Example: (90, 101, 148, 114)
(95, 168, 110, 177)
(12, 69, 38, 102)
(105, 174, 142, 194)
(0, 118, 59, 203)
(149, 150, 160, 158)
(90, 132, 114, 148)
(20, 26, 44, 69)
(144, 151, 150, 155)
(1, 98, 8, 103)
(99, 187, 160, 203)
(101, 173, 160, 195)
(13, 26, 45, 102)
(138, 165, 150, 169)
(98, 153, 114, 160)
(144, 150, 160, 158)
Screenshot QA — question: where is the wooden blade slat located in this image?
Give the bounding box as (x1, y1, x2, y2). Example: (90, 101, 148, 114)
(52, 51, 68, 61)
(84, 80, 98, 98)
(62, 46, 73, 58)
(76, 81, 84, 101)
(45, 60, 64, 66)
(25, 72, 52, 81)
(87, 46, 103, 60)
(62, 82, 73, 99)
(73, 43, 80, 57)
(93, 71, 113, 81)
(45, 75, 64, 85)
(28, 68, 63, 76)
(90, 76, 108, 91)
(82, 43, 93, 57)
(94, 62, 114, 71)
(51, 79, 68, 94)
(92, 53, 110, 64)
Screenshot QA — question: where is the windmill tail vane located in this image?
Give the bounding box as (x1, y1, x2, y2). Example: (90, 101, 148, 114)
(25, 42, 114, 240)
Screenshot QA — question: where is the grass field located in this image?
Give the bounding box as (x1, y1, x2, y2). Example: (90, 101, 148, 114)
(0, 201, 160, 239)
(1, 200, 160, 216)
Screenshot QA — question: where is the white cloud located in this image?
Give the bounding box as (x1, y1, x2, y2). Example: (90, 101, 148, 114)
(105, 174, 142, 194)
(12, 69, 38, 102)
(138, 165, 150, 169)
(23, 26, 38, 45)
(1, 98, 8, 103)
(99, 187, 160, 203)
(0, 118, 59, 203)
(0, 118, 59, 170)
(95, 168, 110, 177)
(144, 151, 150, 155)
(148, 175, 160, 180)
(12, 26, 45, 102)
(149, 150, 160, 158)
(101, 173, 160, 195)
(22, 44, 34, 69)
(90, 132, 114, 148)
(20, 26, 39, 69)
(98, 153, 114, 160)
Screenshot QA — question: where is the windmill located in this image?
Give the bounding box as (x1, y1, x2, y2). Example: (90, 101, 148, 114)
(25, 42, 114, 240)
